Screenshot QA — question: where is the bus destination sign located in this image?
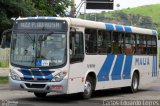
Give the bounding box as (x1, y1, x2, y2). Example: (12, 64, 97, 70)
(16, 21, 66, 30)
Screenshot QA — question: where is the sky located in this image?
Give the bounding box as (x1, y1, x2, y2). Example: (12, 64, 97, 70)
(74, 0, 160, 13)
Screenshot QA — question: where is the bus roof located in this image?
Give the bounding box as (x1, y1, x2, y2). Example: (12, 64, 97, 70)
(16, 16, 157, 36)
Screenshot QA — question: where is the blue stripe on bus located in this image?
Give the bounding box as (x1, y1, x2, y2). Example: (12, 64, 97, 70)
(155, 56, 158, 76)
(156, 56, 158, 77)
(124, 26, 132, 33)
(155, 56, 156, 76)
(41, 69, 53, 79)
(34, 76, 44, 79)
(46, 74, 54, 79)
(105, 23, 114, 30)
(115, 25, 124, 32)
(32, 70, 42, 76)
(24, 74, 52, 80)
(154, 56, 157, 77)
(105, 24, 132, 32)
(21, 68, 29, 71)
(20, 68, 53, 80)
(152, 56, 154, 77)
(152, 56, 153, 77)
(23, 75, 33, 79)
(122, 55, 133, 79)
(152, 55, 157, 77)
(111, 55, 124, 80)
(152, 56, 155, 77)
(20, 68, 31, 77)
(97, 55, 115, 81)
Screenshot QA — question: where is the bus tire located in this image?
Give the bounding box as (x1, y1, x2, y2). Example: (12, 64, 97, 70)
(34, 92, 47, 98)
(82, 76, 93, 99)
(130, 72, 139, 93)
(121, 72, 139, 93)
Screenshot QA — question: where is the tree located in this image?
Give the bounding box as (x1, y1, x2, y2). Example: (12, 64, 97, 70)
(31, 0, 71, 16)
(0, 0, 35, 38)
(0, 0, 71, 39)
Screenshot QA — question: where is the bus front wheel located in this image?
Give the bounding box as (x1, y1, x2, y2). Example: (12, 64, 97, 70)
(34, 92, 47, 98)
(82, 76, 93, 99)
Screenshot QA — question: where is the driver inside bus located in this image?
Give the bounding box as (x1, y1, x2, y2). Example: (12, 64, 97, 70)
(41, 41, 56, 59)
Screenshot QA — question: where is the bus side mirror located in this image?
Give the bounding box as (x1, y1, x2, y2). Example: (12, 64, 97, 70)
(1, 29, 12, 49)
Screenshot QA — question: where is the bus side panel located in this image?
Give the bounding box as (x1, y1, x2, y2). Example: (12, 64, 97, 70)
(132, 55, 158, 88)
(81, 54, 131, 90)
(95, 54, 131, 90)
(86, 55, 157, 90)
(67, 55, 106, 94)
(67, 54, 158, 93)
(83, 55, 109, 90)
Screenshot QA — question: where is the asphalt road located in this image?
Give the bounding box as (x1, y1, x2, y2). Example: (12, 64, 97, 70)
(0, 78, 160, 106)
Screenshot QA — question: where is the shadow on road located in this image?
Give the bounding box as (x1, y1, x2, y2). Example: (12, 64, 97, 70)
(92, 88, 150, 98)
(17, 88, 150, 104)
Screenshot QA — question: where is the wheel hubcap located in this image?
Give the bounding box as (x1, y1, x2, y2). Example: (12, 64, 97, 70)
(133, 76, 138, 90)
(84, 81, 92, 95)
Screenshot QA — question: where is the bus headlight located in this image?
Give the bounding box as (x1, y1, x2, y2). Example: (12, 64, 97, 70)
(51, 72, 67, 82)
(10, 71, 21, 81)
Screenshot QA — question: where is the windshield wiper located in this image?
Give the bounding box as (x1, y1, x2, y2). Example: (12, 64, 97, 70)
(24, 32, 34, 42)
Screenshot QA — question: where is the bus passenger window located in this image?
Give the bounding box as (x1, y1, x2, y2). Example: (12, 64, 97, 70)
(152, 36, 157, 54)
(70, 32, 84, 63)
(146, 36, 152, 54)
(125, 33, 135, 54)
(112, 32, 123, 54)
(146, 35, 157, 55)
(85, 29, 97, 54)
(99, 31, 111, 54)
(97, 31, 103, 52)
(135, 35, 146, 55)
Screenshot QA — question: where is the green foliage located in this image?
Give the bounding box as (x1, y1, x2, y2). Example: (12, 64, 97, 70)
(123, 4, 160, 23)
(31, 0, 70, 16)
(0, 62, 9, 68)
(0, 76, 8, 84)
(123, 4, 160, 37)
(0, 0, 71, 36)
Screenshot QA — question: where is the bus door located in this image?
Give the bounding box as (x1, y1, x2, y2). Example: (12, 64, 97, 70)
(68, 27, 85, 93)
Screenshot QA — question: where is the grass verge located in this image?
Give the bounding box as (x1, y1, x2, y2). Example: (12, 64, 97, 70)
(0, 76, 8, 84)
(0, 62, 9, 68)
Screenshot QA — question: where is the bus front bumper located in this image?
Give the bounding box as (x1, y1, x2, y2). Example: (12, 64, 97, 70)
(9, 76, 68, 94)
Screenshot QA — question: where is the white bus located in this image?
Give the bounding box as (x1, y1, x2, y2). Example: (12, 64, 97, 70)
(1, 17, 158, 99)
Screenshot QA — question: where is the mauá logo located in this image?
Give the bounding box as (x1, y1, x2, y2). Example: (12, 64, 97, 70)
(135, 57, 150, 65)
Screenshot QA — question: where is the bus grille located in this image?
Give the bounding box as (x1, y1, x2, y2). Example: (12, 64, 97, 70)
(25, 83, 46, 88)
(21, 78, 51, 82)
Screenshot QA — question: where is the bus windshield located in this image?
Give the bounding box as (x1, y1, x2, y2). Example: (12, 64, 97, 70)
(11, 31, 67, 67)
